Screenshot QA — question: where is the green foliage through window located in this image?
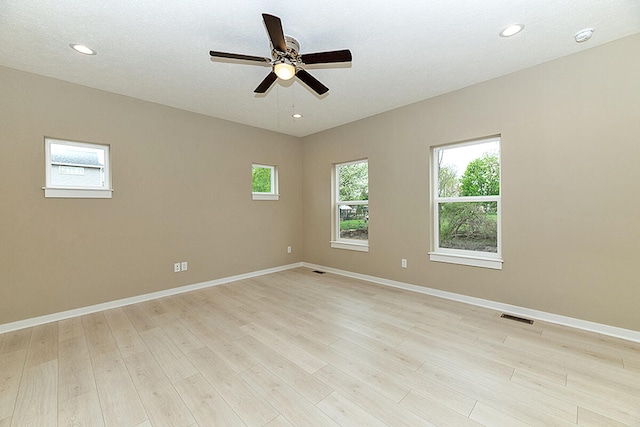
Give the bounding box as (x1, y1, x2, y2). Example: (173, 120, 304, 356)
(336, 160, 368, 241)
(436, 140, 500, 254)
(252, 165, 273, 193)
(438, 164, 459, 197)
(338, 162, 368, 201)
(460, 153, 500, 197)
(439, 202, 497, 252)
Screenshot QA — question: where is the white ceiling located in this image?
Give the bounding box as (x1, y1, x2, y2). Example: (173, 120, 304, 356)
(1, 1, 639, 137)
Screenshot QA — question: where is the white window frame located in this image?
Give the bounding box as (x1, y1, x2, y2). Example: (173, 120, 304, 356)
(331, 159, 369, 252)
(43, 137, 112, 199)
(252, 163, 279, 201)
(429, 137, 502, 269)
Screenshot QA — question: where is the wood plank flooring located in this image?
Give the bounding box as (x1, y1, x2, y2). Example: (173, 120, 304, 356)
(1, 267, 639, 426)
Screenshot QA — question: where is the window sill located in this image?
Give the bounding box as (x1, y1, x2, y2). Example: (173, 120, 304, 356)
(429, 252, 502, 270)
(331, 240, 369, 252)
(43, 187, 113, 199)
(252, 194, 280, 201)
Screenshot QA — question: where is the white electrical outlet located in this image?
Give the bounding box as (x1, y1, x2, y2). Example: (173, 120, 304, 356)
(181, 261, 188, 271)
(287, 246, 292, 254)
(174, 263, 181, 273)
(401, 258, 407, 268)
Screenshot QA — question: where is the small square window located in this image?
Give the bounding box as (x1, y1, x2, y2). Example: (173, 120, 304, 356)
(44, 138, 112, 198)
(252, 164, 279, 200)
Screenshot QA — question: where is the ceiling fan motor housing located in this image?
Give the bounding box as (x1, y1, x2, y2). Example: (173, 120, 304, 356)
(284, 36, 300, 55)
(273, 36, 301, 66)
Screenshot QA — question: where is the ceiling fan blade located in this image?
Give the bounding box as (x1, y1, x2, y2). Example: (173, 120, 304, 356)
(262, 14, 287, 52)
(301, 49, 352, 65)
(210, 51, 271, 63)
(296, 69, 329, 95)
(254, 71, 278, 93)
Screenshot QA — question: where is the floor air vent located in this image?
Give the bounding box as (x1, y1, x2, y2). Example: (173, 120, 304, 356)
(312, 270, 325, 274)
(501, 314, 534, 324)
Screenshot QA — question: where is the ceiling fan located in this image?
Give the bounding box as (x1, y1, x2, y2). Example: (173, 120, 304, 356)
(209, 14, 352, 95)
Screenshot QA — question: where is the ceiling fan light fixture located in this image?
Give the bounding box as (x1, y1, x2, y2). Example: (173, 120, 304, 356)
(500, 24, 525, 37)
(274, 62, 296, 80)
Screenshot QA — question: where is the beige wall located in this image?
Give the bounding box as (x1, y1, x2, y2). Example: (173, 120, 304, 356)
(302, 34, 640, 331)
(0, 66, 302, 325)
(2, 34, 639, 332)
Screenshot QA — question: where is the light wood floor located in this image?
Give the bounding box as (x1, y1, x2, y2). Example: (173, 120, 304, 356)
(2, 268, 640, 426)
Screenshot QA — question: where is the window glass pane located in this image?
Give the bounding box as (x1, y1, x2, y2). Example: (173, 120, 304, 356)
(252, 165, 273, 193)
(438, 201, 498, 253)
(338, 161, 368, 201)
(49, 143, 105, 188)
(437, 140, 499, 197)
(339, 204, 368, 240)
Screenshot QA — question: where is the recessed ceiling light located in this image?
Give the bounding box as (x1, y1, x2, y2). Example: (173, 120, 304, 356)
(574, 28, 595, 43)
(500, 24, 525, 38)
(69, 44, 97, 55)
(292, 113, 303, 119)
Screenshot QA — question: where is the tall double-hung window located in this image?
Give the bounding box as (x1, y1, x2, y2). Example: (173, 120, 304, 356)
(430, 136, 502, 269)
(331, 159, 368, 252)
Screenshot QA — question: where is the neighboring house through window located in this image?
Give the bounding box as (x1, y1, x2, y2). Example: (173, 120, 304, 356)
(331, 159, 369, 252)
(44, 138, 112, 198)
(430, 136, 502, 269)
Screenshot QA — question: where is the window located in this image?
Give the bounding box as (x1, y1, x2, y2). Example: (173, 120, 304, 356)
(331, 159, 368, 252)
(430, 136, 502, 269)
(44, 138, 112, 198)
(252, 163, 279, 200)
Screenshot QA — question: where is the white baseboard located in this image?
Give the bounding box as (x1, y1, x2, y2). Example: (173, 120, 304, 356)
(0, 262, 303, 334)
(302, 262, 640, 344)
(4, 260, 639, 344)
